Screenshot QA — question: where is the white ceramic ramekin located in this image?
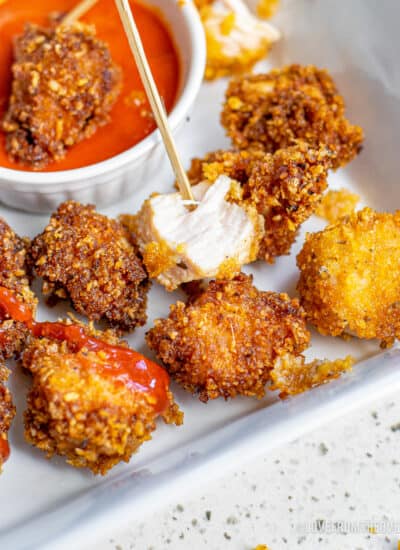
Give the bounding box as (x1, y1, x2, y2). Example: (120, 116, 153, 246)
(0, 0, 205, 213)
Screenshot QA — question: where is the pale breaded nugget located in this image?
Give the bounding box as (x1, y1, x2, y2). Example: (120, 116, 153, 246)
(297, 208, 400, 346)
(221, 65, 364, 170)
(2, 21, 121, 169)
(29, 201, 150, 332)
(0, 365, 15, 472)
(0, 218, 37, 359)
(146, 273, 310, 402)
(23, 321, 182, 475)
(187, 142, 331, 262)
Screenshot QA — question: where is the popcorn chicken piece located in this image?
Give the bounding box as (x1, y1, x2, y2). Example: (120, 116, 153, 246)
(126, 176, 264, 290)
(0, 219, 36, 359)
(196, 0, 280, 80)
(30, 201, 149, 332)
(297, 208, 400, 346)
(147, 273, 310, 401)
(222, 65, 364, 169)
(2, 21, 121, 168)
(23, 321, 182, 475)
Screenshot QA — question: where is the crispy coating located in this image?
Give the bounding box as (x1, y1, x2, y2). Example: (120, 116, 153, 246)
(315, 188, 360, 223)
(0, 218, 37, 359)
(297, 208, 400, 346)
(29, 201, 149, 332)
(0, 365, 15, 472)
(270, 354, 354, 398)
(187, 142, 331, 262)
(2, 21, 121, 169)
(146, 273, 310, 402)
(221, 65, 364, 170)
(23, 321, 182, 475)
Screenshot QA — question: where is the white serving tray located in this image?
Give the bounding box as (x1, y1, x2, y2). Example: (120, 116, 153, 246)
(1, 1, 400, 548)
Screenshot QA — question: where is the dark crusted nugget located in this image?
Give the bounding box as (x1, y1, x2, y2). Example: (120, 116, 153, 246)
(29, 201, 150, 332)
(221, 65, 364, 170)
(187, 142, 331, 262)
(146, 273, 310, 402)
(0, 218, 36, 359)
(2, 21, 121, 169)
(0, 365, 16, 472)
(23, 322, 182, 475)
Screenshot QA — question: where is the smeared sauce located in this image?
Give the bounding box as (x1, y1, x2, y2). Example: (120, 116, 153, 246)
(0, 286, 170, 418)
(0, 286, 35, 326)
(33, 322, 170, 413)
(0, 0, 180, 171)
(0, 436, 10, 464)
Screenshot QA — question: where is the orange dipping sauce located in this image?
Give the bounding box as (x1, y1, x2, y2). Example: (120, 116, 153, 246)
(0, 0, 180, 171)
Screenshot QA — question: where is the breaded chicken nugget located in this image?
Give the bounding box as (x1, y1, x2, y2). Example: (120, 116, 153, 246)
(29, 201, 150, 332)
(297, 208, 400, 346)
(221, 65, 364, 169)
(2, 21, 121, 169)
(187, 142, 331, 262)
(146, 273, 310, 402)
(0, 218, 36, 359)
(0, 365, 15, 472)
(23, 321, 182, 475)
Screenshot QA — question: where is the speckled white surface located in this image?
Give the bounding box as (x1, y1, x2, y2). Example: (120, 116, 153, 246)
(90, 393, 400, 550)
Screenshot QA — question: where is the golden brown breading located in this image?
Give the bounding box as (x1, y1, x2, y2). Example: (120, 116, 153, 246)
(297, 208, 400, 346)
(0, 218, 37, 359)
(221, 65, 364, 170)
(23, 321, 182, 475)
(315, 188, 360, 223)
(29, 201, 149, 332)
(2, 21, 121, 169)
(0, 365, 15, 472)
(187, 142, 331, 262)
(270, 353, 354, 398)
(146, 273, 310, 402)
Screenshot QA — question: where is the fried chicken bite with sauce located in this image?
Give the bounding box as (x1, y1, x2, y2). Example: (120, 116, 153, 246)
(0, 219, 36, 359)
(0, 365, 16, 472)
(221, 65, 364, 170)
(2, 21, 121, 169)
(29, 201, 149, 332)
(23, 321, 182, 475)
(147, 273, 310, 402)
(187, 142, 331, 262)
(124, 176, 264, 291)
(297, 208, 400, 346)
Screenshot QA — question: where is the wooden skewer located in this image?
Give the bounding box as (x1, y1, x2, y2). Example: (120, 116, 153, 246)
(62, 0, 99, 26)
(114, 0, 195, 203)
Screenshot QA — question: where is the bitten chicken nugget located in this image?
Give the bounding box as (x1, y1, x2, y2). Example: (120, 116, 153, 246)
(221, 65, 364, 169)
(29, 201, 150, 332)
(0, 365, 15, 472)
(297, 208, 400, 346)
(146, 273, 310, 401)
(187, 142, 331, 262)
(0, 218, 36, 359)
(23, 321, 182, 475)
(2, 21, 121, 169)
